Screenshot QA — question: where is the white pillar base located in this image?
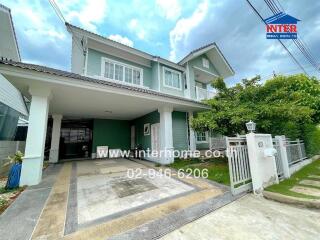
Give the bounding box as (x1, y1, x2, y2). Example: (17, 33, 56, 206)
(20, 157, 43, 186)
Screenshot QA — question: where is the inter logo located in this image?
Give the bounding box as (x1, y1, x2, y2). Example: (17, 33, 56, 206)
(264, 12, 300, 39)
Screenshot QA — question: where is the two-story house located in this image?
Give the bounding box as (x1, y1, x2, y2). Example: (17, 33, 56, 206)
(0, 20, 234, 186)
(0, 4, 28, 140)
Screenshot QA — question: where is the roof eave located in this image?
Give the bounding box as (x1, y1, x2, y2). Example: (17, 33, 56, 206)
(179, 43, 235, 77)
(66, 23, 185, 71)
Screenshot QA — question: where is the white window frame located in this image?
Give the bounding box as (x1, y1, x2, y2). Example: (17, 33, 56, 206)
(162, 66, 182, 90)
(202, 58, 209, 69)
(101, 57, 144, 86)
(196, 131, 208, 143)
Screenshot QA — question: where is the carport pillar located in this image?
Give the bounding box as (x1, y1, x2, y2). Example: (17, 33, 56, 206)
(158, 106, 174, 164)
(49, 114, 62, 163)
(188, 111, 196, 151)
(20, 87, 51, 186)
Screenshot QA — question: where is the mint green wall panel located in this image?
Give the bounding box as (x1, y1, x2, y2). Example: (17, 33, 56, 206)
(151, 62, 159, 91)
(92, 119, 131, 153)
(196, 142, 209, 150)
(87, 48, 153, 88)
(172, 111, 188, 151)
(189, 53, 219, 76)
(188, 65, 196, 99)
(132, 111, 159, 150)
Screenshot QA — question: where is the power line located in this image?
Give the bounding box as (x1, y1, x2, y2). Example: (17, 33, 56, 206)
(246, 0, 308, 75)
(48, 0, 65, 23)
(265, 0, 320, 73)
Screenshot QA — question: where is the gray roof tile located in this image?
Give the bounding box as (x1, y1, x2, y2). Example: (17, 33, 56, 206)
(0, 58, 208, 107)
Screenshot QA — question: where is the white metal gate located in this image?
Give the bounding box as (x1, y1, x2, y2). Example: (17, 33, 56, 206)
(226, 137, 252, 195)
(272, 138, 285, 179)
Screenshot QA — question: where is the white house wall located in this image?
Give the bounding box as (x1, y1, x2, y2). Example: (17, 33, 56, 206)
(0, 74, 27, 115)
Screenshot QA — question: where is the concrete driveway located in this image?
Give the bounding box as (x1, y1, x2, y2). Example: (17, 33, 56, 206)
(0, 158, 234, 240)
(160, 194, 320, 240)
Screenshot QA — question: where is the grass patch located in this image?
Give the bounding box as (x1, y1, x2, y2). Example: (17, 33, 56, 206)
(265, 160, 320, 199)
(168, 157, 230, 185)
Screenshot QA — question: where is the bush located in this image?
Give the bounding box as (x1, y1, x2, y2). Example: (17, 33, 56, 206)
(303, 124, 320, 156)
(8, 151, 24, 164)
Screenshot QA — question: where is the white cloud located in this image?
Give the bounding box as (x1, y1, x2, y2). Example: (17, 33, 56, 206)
(10, 1, 67, 41)
(108, 34, 134, 47)
(169, 0, 209, 61)
(156, 0, 181, 20)
(57, 0, 108, 32)
(128, 19, 138, 29)
(127, 18, 146, 40)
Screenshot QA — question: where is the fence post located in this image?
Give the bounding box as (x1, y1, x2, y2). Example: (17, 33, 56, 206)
(275, 136, 290, 178)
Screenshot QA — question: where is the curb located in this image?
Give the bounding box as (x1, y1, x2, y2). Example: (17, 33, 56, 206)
(263, 191, 320, 209)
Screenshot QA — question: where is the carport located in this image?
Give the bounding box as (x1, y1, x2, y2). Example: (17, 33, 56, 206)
(0, 59, 209, 186)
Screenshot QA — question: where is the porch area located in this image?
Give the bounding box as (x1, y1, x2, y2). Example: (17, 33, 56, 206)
(0, 158, 233, 240)
(0, 61, 208, 186)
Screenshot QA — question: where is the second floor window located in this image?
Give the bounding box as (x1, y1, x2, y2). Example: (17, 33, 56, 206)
(163, 67, 182, 90)
(102, 58, 143, 86)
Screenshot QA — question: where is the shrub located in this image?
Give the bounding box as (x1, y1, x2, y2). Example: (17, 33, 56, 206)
(303, 124, 320, 156)
(8, 151, 24, 164)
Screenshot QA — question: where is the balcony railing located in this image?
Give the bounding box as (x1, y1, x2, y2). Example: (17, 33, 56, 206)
(195, 86, 216, 101)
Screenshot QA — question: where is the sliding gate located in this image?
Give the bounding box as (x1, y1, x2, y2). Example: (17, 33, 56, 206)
(226, 137, 252, 195)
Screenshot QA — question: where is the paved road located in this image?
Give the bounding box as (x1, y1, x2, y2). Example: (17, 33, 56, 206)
(160, 195, 320, 240)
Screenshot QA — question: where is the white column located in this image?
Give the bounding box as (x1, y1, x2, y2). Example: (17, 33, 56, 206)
(49, 114, 62, 163)
(188, 111, 196, 151)
(246, 133, 279, 194)
(20, 87, 51, 186)
(158, 106, 174, 164)
(275, 135, 290, 178)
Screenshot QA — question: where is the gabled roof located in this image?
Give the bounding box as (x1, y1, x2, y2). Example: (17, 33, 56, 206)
(0, 3, 21, 61)
(0, 57, 208, 107)
(66, 23, 185, 71)
(265, 12, 300, 24)
(178, 42, 235, 78)
(66, 23, 234, 77)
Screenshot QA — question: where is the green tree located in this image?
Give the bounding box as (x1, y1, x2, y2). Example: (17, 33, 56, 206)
(192, 74, 320, 140)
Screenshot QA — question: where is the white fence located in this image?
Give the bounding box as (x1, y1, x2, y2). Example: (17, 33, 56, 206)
(227, 135, 309, 195)
(285, 139, 307, 166)
(226, 137, 252, 195)
(272, 138, 284, 179)
(209, 135, 227, 150)
(0, 141, 25, 176)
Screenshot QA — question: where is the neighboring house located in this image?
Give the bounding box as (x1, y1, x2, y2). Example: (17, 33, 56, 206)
(0, 16, 234, 185)
(0, 4, 28, 140)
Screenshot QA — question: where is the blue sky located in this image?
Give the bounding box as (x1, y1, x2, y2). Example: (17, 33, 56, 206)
(2, 0, 320, 85)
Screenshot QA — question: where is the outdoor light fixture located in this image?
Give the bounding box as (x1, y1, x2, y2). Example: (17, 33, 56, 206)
(246, 120, 256, 133)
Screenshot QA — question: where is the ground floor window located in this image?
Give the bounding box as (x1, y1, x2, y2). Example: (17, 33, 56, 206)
(196, 131, 208, 142)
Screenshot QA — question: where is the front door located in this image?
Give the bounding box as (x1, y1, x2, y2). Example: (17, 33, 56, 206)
(59, 120, 93, 159)
(151, 123, 160, 153)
